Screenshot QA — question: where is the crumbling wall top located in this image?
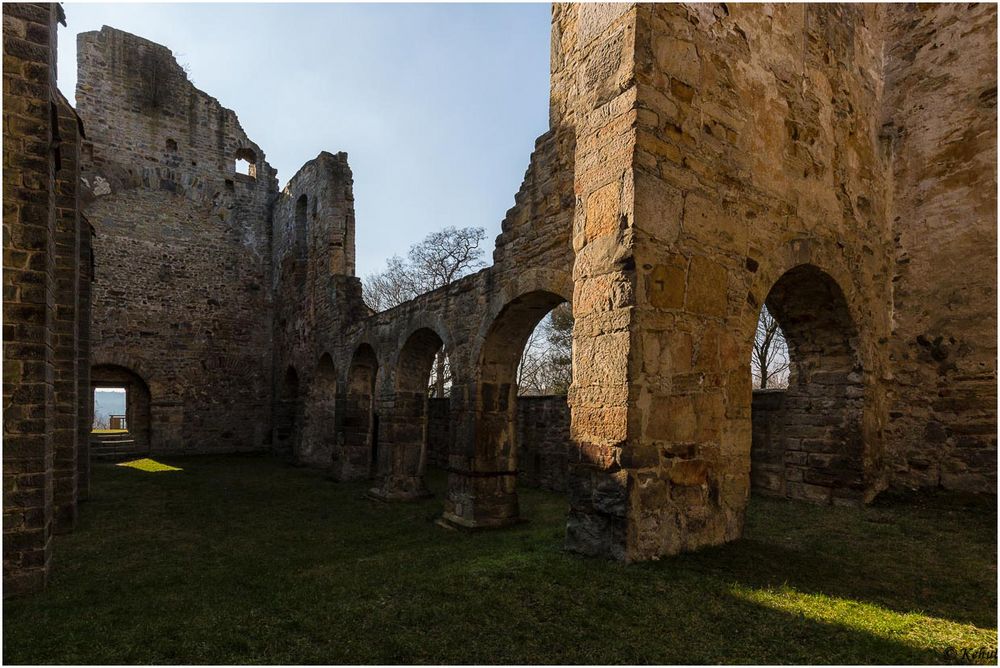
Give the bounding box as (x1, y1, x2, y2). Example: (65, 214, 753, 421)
(76, 25, 277, 199)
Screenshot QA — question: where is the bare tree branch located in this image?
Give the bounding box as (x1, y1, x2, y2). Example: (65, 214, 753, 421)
(752, 305, 789, 389)
(362, 226, 487, 312)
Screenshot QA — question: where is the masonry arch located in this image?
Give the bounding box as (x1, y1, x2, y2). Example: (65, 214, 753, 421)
(336, 344, 379, 481)
(90, 364, 152, 457)
(300, 353, 338, 467)
(274, 366, 302, 458)
(371, 327, 447, 500)
(748, 263, 867, 505)
(442, 287, 571, 528)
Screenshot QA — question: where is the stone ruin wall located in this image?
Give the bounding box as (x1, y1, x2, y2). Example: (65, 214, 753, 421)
(555, 3, 990, 560)
(881, 4, 997, 494)
(76, 27, 278, 454)
(270, 151, 365, 462)
(4, 3, 997, 595)
(73, 7, 996, 535)
(3, 2, 90, 594)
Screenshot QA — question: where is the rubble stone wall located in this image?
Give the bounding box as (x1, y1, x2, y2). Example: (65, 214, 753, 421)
(76, 27, 278, 454)
(882, 3, 998, 494)
(516, 396, 571, 492)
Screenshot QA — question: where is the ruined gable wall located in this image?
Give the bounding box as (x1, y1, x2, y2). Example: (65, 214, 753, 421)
(77, 26, 277, 454)
(882, 4, 998, 493)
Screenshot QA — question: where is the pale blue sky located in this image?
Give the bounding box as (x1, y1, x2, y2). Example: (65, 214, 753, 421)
(57, 3, 552, 278)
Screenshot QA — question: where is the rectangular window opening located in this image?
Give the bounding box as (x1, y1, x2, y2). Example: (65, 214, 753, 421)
(93, 386, 128, 433)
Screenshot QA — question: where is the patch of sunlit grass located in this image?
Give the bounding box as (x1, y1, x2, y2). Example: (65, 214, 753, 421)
(116, 458, 182, 472)
(731, 583, 998, 663)
(91, 429, 128, 434)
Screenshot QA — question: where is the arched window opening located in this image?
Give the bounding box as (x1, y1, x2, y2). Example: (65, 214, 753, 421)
(750, 265, 865, 505)
(300, 354, 338, 467)
(516, 302, 573, 397)
(442, 290, 570, 529)
(90, 364, 152, 459)
(371, 328, 444, 501)
(234, 147, 256, 178)
(427, 346, 452, 398)
(274, 366, 301, 458)
(514, 301, 573, 492)
(339, 345, 378, 481)
(751, 304, 789, 390)
(165, 138, 177, 152)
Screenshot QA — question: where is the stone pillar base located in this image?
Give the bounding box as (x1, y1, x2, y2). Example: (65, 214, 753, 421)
(436, 512, 526, 531)
(330, 446, 373, 482)
(442, 470, 520, 528)
(367, 474, 431, 502)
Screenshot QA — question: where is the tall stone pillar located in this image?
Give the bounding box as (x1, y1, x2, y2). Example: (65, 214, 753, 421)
(561, 3, 643, 560)
(564, 4, 893, 561)
(52, 95, 82, 533)
(2, 2, 60, 595)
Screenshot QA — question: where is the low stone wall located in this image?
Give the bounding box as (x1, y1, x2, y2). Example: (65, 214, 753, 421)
(427, 398, 450, 468)
(516, 396, 570, 492)
(427, 395, 570, 492)
(751, 390, 786, 496)
(751, 388, 864, 505)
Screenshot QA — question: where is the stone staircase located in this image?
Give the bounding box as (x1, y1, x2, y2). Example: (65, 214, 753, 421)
(90, 432, 146, 460)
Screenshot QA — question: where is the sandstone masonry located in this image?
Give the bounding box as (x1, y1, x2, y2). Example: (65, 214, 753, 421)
(3, 3, 90, 595)
(3, 4, 996, 593)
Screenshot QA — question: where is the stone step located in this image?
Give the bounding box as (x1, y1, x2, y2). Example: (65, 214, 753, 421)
(90, 439, 146, 460)
(91, 433, 135, 443)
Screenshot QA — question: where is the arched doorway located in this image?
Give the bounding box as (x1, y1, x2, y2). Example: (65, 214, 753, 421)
(442, 289, 569, 528)
(371, 328, 444, 500)
(300, 354, 337, 467)
(274, 366, 301, 458)
(90, 364, 151, 458)
(750, 264, 866, 504)
(336, 344, 378, 481)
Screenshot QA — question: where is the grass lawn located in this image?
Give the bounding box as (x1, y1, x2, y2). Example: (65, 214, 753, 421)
(4, 455, 996, 664)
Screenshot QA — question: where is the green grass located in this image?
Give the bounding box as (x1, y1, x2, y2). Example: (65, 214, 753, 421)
(4, 456, 996, 664)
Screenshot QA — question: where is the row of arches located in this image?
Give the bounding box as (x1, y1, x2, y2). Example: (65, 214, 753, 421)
(274, 287, 573, 526)
(85, 262, 873, 534)
(276, 262, 872, 526)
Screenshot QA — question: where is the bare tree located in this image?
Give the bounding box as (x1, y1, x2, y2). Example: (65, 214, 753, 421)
(363, 226, 487, 396)
(408, 227, 487, 289)
(517, 303, 574, 396)
(752, 305, 790, 389)
(363, 255, 420, 312)
(517, 325, 548, 395)
(362, 226, 487, 311)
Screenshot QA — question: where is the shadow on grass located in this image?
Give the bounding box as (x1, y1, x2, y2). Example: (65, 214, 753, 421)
(2, 455, 995, 664)
(660, 490, 997, 630)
